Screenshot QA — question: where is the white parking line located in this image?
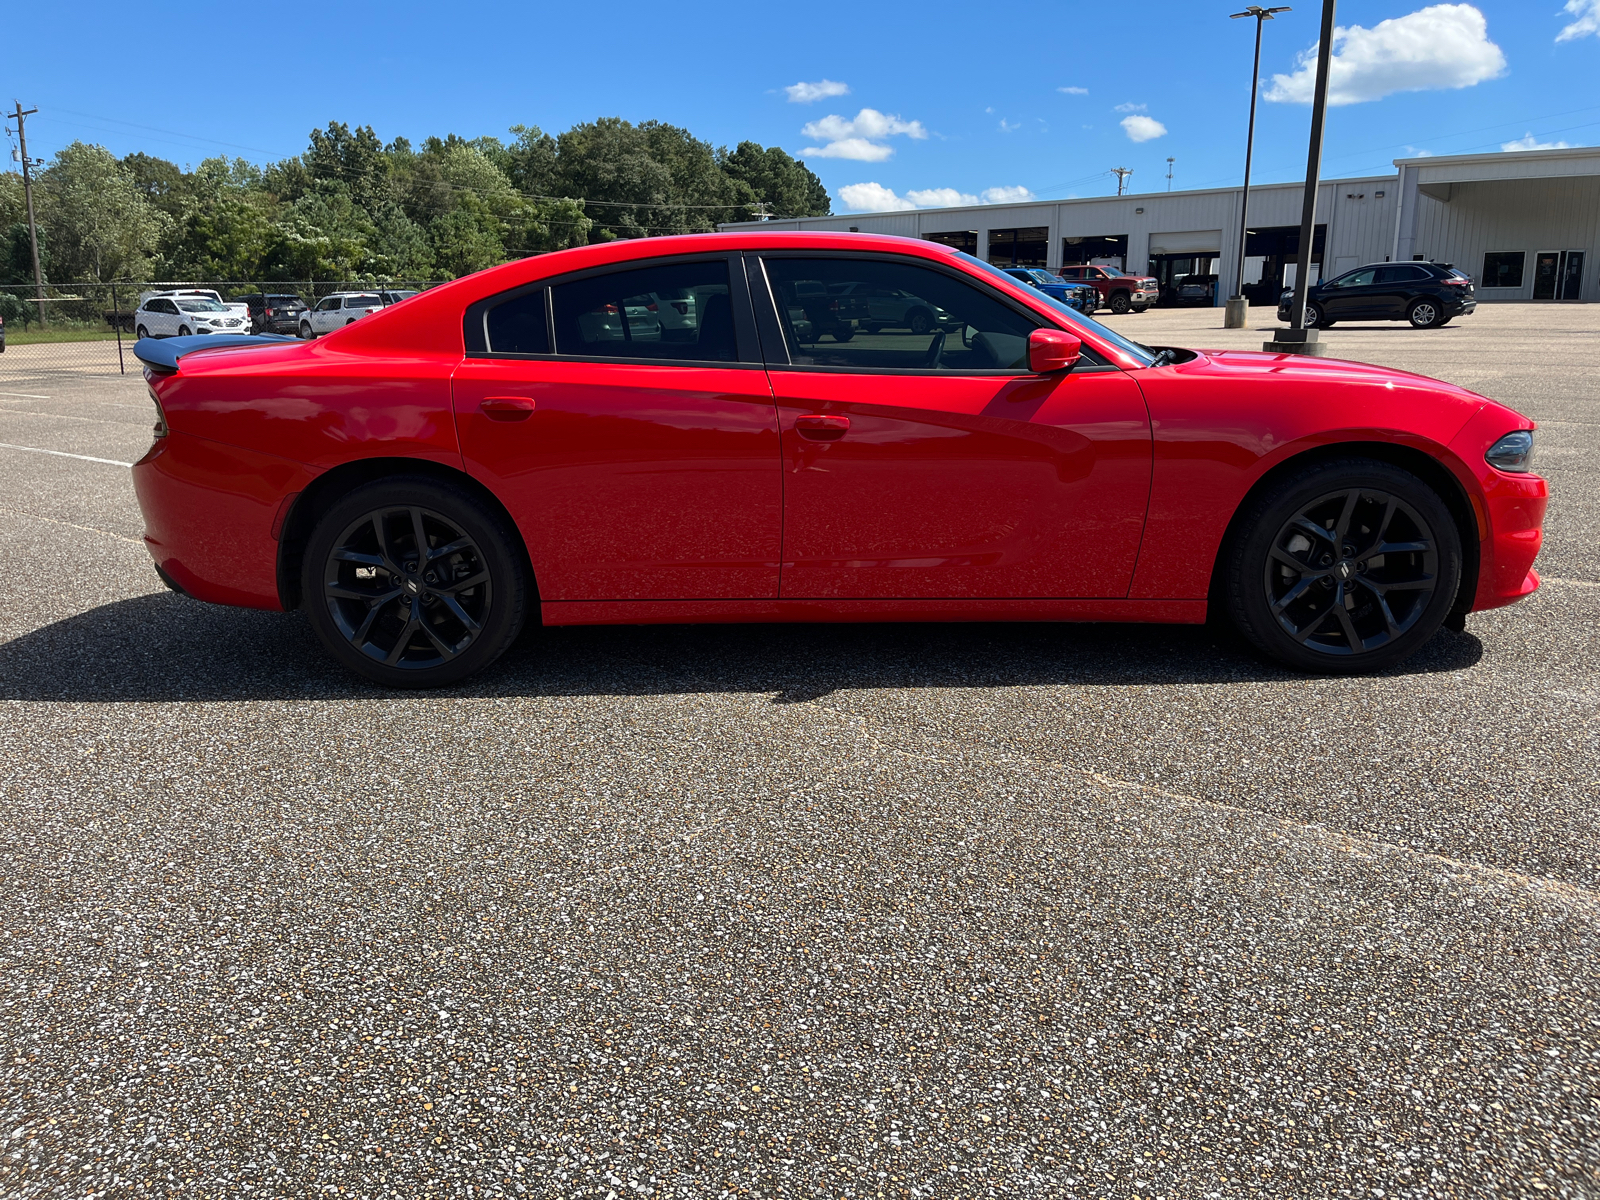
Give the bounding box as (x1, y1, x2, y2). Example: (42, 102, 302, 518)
(0, 505, 145, 545)
(0, 390, 50, 399)
(0, 442, 133, 468)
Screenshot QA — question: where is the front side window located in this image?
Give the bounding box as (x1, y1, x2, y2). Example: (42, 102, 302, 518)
(1481, 251, 1525, 288)
(763, 256, 1042, 372)
(551, 260, 736, 362)
(1336, 268, 1377, 288)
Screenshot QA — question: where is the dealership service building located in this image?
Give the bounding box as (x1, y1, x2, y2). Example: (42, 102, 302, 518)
(722, 146, 1600, 305)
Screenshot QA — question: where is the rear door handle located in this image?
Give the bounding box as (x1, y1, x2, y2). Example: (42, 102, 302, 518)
(481, 395, 537, 421)
(794, 413, 849, 441)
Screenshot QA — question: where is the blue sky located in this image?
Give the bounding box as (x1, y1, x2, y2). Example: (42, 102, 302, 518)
(7, 1, 1599, 212)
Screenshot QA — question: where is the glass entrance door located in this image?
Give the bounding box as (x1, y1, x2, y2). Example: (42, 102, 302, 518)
(1561, 251, 1585, 300)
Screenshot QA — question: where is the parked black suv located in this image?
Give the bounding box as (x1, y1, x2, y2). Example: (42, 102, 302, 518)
(239, 293, 310, 335)
(1279, 262, 1476, 330)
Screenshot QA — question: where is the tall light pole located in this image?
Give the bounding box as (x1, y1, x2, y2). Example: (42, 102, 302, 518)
(1224, 5, 1291, 330)
(1166, 157, 1175, 190)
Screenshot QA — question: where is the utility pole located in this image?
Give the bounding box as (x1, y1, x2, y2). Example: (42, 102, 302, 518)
(5, 102, 46, 326)
(1112, 167, 1134, 196)
(1266, 0, 1336, 355)
(1166, 157, 1175, 191)
(1226, 5, 1291, 329)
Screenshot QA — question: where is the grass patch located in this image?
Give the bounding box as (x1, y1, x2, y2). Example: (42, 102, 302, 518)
(2, 327, 126, 345)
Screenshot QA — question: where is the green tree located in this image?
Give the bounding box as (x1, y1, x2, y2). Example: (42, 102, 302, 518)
(36, 142, 169, 281)
(121, 153, 187, 221)
(305, 122, 389, 211)
(165, 157, 278, 278)
(554, 118, 752, 241)
(719, 142, 830, 218)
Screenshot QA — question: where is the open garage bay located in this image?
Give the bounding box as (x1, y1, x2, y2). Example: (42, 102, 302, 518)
(0, 304, 1596, 1197)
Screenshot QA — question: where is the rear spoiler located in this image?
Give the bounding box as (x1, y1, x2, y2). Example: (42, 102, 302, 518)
(134, 333, 297, 375)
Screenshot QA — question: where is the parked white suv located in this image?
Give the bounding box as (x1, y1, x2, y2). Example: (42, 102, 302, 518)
(300, 292, 385, 338)
(138, 288, 250, 325)
(133, 295, 250, 339)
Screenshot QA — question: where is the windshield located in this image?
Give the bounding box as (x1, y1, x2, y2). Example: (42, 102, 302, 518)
(1096, 266, 1128, 278)
(955, 252, 1157, 367)
(178, 300, 228, 312)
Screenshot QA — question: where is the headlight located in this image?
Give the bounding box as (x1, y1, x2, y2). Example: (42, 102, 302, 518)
(1485, 429, 1535, 473)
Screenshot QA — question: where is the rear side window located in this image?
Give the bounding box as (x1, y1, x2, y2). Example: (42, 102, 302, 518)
(551, 260, 736, 362)
(485, 289, 549, 355)
(761, 256, 1042, 372)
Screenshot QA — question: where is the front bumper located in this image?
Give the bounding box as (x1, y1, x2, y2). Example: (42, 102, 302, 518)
(1446, 406, 1548, 612)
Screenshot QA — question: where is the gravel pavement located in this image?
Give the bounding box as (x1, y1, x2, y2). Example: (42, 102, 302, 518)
(0, 306, 1595, 1199)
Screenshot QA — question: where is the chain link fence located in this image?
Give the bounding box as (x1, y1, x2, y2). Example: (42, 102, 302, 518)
(0, 280, 448, 383)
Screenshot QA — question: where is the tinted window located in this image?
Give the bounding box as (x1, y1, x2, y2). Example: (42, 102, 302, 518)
(1376, 265, 1428, 284)
(763, 256, 1040, 372)
(485, 289, 549, 355)
(1481, 251, 1524, 288)
(1336, 268, 1377, 287)
(552, 260, 735, 362)
(345, 294, 381, 308)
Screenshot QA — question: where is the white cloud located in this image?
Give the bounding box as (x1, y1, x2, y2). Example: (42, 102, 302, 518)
(838, 183, 918, 211)
(1113, 102, 1147, 113)
(1557, 0, 1600, 41)
(805, 138, 895, 161)
(1265, 4, 1505, 106)
(998, 118, 1021, 133)
(801, 107, 928, 161)
(785, 79, 850, 103)
(980, 185, 1036, 204)
(1058, 86, 1089, 95)
(1121, 114, 1168, 142)
(837, 183, 1038, 212)
(1502, 132, 1574, 151)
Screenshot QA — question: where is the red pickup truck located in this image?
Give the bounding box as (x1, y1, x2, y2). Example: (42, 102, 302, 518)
(1058, 265, 1158, 314)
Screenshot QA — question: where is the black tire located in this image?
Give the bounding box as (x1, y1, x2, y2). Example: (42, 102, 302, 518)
(345, 318, 355, 325)
(1303, 303, 1325, 329)
(1132, 305, 1148, 313)
(178, 325, 192, 337)
(136, 325, 149, 340)
(1110, 292, 1132, 314)
(300, 321, 314, 339)
(1222, 457, 1461, 674)
(831, 326, 854, 343)
(908, 308, 933, 335)
(1408, 299, 1443, 329)
(301, 476, 529, 687)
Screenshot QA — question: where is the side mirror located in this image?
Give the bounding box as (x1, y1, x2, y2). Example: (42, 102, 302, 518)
(1029, 327, 1082, 373)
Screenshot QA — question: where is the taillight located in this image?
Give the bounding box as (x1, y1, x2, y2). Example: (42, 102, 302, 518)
(828, 300, 840, 312)
(1443, 278, 1469, 286)
(646, 303, 658, 312)
(148, 386, 169, 438)
(602, 304, 618, 314)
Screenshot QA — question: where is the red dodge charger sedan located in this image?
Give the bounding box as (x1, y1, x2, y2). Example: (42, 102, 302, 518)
(131, 233, 1546, 687)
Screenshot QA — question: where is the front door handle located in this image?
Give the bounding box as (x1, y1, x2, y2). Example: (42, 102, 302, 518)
(481, 396, 537, 421)
(794, 413, 849, 441)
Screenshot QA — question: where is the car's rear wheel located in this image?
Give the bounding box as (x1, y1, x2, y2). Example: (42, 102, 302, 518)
(135, 325, 149, 340)
(1223, 457, 1461, 674)
(1110, 292, 1132, 314)
(300, 321, 314, 339)
(1408, 299, 1442, 329)
(302, 477, 529, 687)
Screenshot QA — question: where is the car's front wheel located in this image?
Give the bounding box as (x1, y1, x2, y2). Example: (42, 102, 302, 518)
(1408, 299, 1443, 329)
(908, 309, 933, 335)
(136, 325, 149, 340)
(1222, 457, 1461, 674)
(302, 477, 530, 687)
(1302, 302, 1325, 328)
(1110, 292, 1132, 314)
(178, 325, 192, 337)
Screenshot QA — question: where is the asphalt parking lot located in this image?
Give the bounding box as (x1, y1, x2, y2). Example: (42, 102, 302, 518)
(1, 304, 1595, 1198)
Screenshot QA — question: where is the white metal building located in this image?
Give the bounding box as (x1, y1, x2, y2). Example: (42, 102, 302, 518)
(721, 146, 1600, 305)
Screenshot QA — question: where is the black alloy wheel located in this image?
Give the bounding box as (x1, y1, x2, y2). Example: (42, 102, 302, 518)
(1224, 458, 1461, 673)
(1110, 292, 1132, 314)
(1409, 299, 1442, 329)
(302, 477, 528, 687)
